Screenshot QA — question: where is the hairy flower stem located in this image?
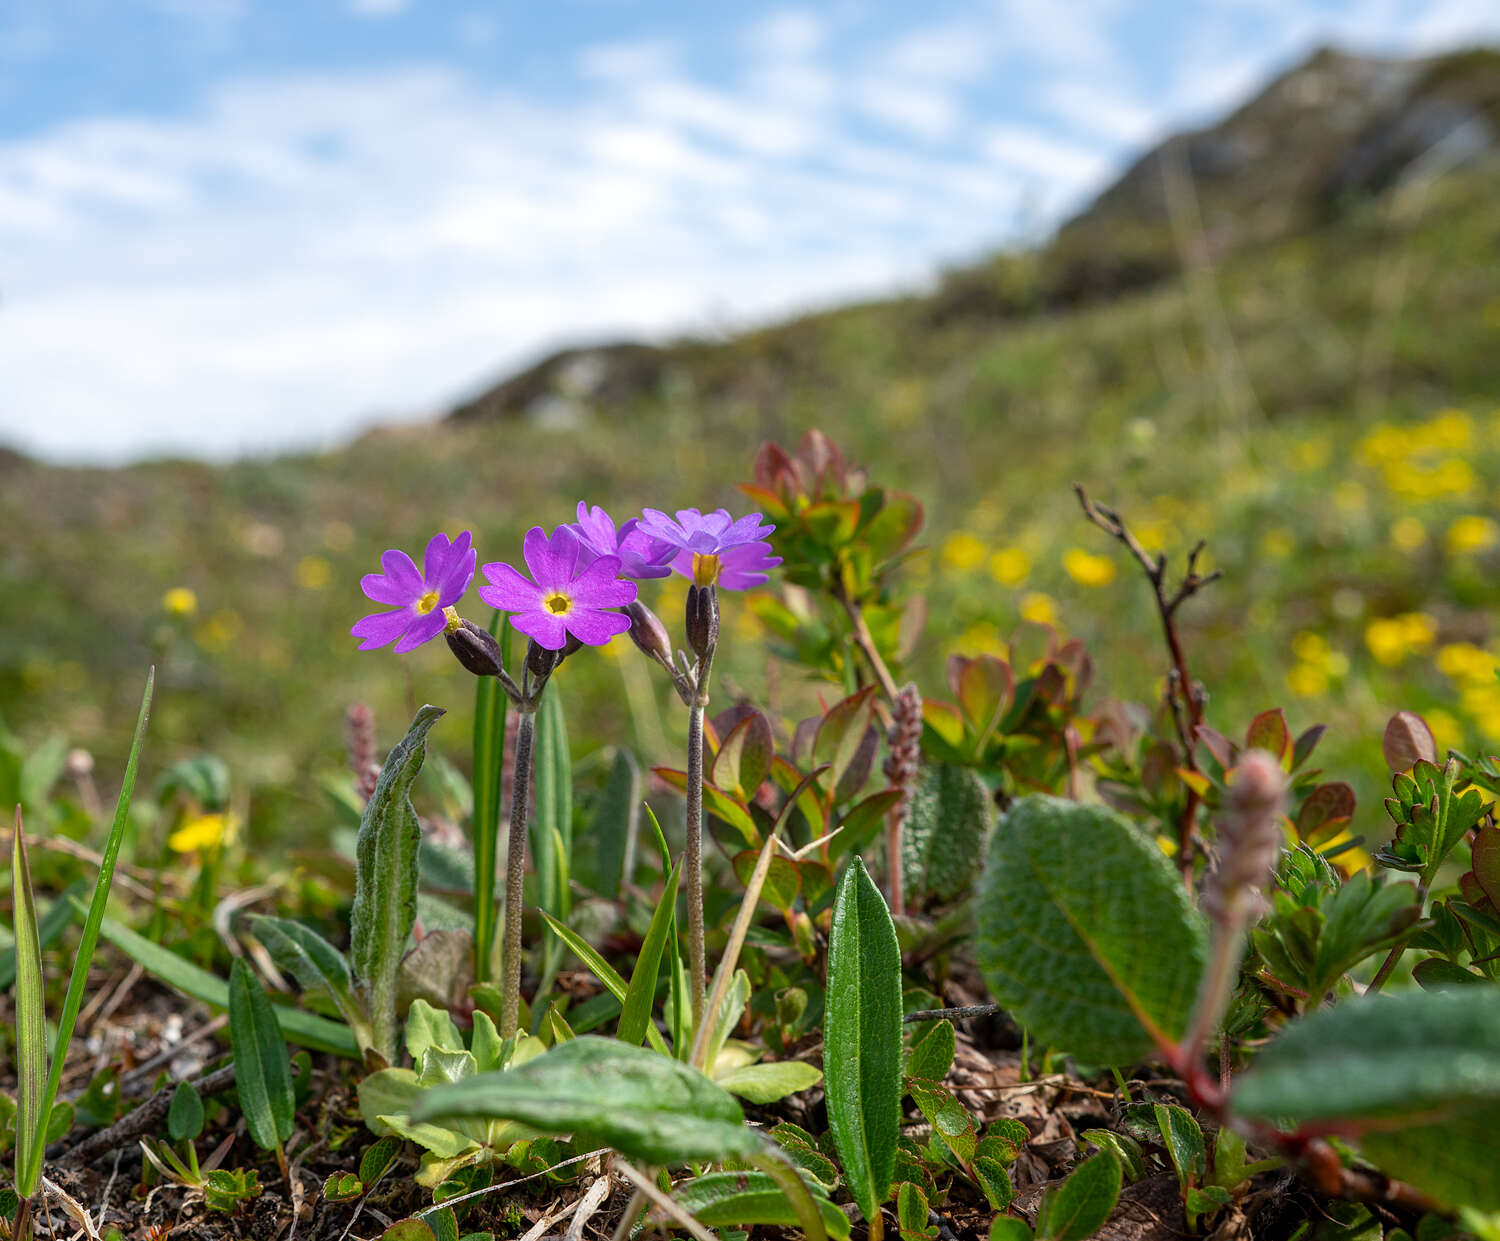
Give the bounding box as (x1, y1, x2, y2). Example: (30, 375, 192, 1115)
(500, 706, 537, 1039)
(685, 642, 716, 1032)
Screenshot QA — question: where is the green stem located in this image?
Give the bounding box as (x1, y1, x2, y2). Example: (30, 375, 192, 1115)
(471, 615, 508, 984)
(501, 707, 537, 1039)
(685, 699, 707, 1033)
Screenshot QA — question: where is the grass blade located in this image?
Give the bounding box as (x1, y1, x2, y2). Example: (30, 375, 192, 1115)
(471, 612, 508, 983)
(10, 808, 47, 1198)
(18, 668, 154, 1195)
(824, 855, 902, 1233)
(532, 687, 572, 922)
(538, 910, 670, 1056)
(228, 959, 295, 1151)
(0, 878, 85, 991)
(618, 858, 682, 1047)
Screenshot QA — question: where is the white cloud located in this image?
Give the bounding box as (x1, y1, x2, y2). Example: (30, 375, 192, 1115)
(348, 0, 411, 17)
(745, 9, 826, 59)
(984, 124, 1112, 188)
(851, 78, 960, 139)
(576, 38, 678, 81)
(1042, 80, 1161, 146)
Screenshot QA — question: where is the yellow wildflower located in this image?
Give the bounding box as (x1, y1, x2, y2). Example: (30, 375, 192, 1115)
(1364, 612, 1436, 667)
(1425, 708, 1463, 756)
(942, 531, 986, 572)
(1286, 663, 1329, 698)
(989, 547, 1030, 586)
(1437, 642, 1498, 686)
(297, 555, 333, 590)
(1062, 547, 1117, 587)
(1446, 515, 1498, 556)
(162, 587, 198, 618)
(168, 813, 234, 855)
(1019, 592, 1057, 626)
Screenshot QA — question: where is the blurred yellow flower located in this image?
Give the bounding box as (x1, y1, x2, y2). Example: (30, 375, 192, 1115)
(1446, 515, 1498, 556)
(1426, 408, 1473, 451)
(989, 546, 1030, 586)
(297, 555, 333, 590)
(953, 621, 1005, 657)
(1260, 527, 1295, 559)
(1425, 707, 1463, 756)
(942, 531, 986, 572)
(1286, 663, 1329, 698)
(1364, 612, 1436, 667)
(1291, 631, 1328, 662)
(1436, 642, 1497, 686)
(168, 813, 234, 854)
(1294, 435, 1331, 470)
(1460, 684, 1500, 742)
(194, 609, 244, 654)
(1019, 592, 1057, 625)
(1390, 516, 1426, 552)
(1133, 519, 1174, 552)
(162, 586, 198, 618)
(1062, 547, 1116, 587)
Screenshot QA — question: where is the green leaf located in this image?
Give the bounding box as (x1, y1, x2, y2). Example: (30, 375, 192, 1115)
(360, 1134, 404, 1186)
(93, 913, 359, 1057)
(351, 704, 445, 1066)
(618, 858, 681, 1047)
(251, 915, 368, 1044)
(902, 764, 993, 906)
(323, 1172, 363, 1203)
(897, 1180, 935, 1240)
(975, 1157, 1016, 1210)
(1233, 988, 1500, 1209)
(18, 670, 154, 1198)
(976, 795, 1208, 1065)
(906, 1019, 956, 1082)
(471, 612, 509, 982)
(228, 958, 295, 1151)
(909, 1083, 976, 1165)
(991, 1217, 1034, 1241)
(672, 1171, 850, 1240)
(713, 710, 775, 800)
(1153, 1103, 1206, 1190)
(1081, 1130, 1147, 1183)
(588, 747, 640, 900)
(10, 809, 46, 1200)
(531, 688, 572, 921)
(824, 856, 903, 1226)
(537, 910, 671, 1056)
(406, 999, 464, 1062)
(379, 1222, 437, 1241)
(167, 1081, 205, 1142)
(732, 850, 802, 910)
(0, 879, 85, 992)
(715, 1060, 823, 1103)
(411, 1036, 764, 1164)
(1037, 1152, 1122, 1241)
(155, 753, 231, 812)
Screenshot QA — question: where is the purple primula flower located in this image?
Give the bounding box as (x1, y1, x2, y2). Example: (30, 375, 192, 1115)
(478, 525, 639, 651)
(635, 507, 782, 590)
(569, 502, 676, 581)
(352, 531, 476, 653)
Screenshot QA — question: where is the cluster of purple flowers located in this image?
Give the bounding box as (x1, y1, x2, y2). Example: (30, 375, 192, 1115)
(353, 504, 780, 654)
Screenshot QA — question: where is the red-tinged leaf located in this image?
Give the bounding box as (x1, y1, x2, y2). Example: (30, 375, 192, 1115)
(835, 727, 879, 805)
(945, 654, 969, 702)
(1245, 709, 1291, 763)
(1140, 744, 1180, 798)
(815, 687, 878, 791)
(1179, 768, 1211, 797)
(1053, 639, 1094, 699)
(1292, 723, 1327, 770)
(1472, 825, 1500, 908)
(898, 594, 927, 660)
(922, 700, 966, 753)
(653, 766, 688, 792)
(834, 789, 904, 859)
(1383, 712, 1436, 773)
(1195, 725, 1239, 771)
(1304, 816, 1352, 847)
(799, 859, 834, 907)
(803, 500, 862, 545)
(862, 491, 925, 562)
(1296, 783, 1357, 836)
(751, 441, 796, 492)
(1008, 621, 1057, 672)
(956, 655, 1013, 744)
(733, 850, 802, 910)
(702, 785, 760, 847)
(736, 482, 792, 522)
(713, 711, 775, 800)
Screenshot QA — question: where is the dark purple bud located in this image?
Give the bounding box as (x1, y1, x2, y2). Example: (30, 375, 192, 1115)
(526, 639, 562, 681)
(625, 600, 673, 663)
(685, 584, 719, 658)
(445, 619, 506, 678)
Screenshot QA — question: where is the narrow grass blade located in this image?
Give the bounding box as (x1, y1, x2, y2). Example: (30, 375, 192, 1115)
(19, 668, 153, 1195)
(538, 910, 670, 1056)
(824, 855, 902, 1229)
(531, 688, 572, 921)
(0, 878, 84, 991)
(618, 858, 682, 1047)
(471, 612, 508, 983)
(228, 958, 295, 1151)
(94, 912, 359, 1057)
(11, 808, 47, 1198)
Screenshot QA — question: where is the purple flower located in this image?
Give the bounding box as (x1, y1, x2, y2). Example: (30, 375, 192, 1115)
(635, 507, 781, 590)
(569, 503, 676, 581)
(352, 531, 476, 653)
(478, 525, 639, 650)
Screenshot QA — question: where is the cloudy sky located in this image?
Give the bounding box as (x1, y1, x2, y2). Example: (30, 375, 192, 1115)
(2, 0, 1497, 464)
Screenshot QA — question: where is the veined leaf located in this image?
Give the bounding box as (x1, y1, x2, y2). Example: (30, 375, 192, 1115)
(902, 764, 992, 905)
(672, 1171, 850, 1240)
(351, 704, 445, 1067)
(251, 915, 368, 1045)
(532, 688, 572, 921)
(824, 856, 902, 1226)
(228, 958, 295, 1151)
(471, 612, 509, 983)
(1037, 1152, 1122, 1241)
(10, 809, 47, 1199)
(411, 1036, 764, 1164)
(976, 796, 1207, 1065)
(0, 879, 85, 991)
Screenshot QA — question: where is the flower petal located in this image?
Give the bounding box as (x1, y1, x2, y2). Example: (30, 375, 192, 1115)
(570, 556, 638, 608)
(380, 549, 423, 596)
(637, 508, 689, 547)
(393, 609, 447, 653)
(422, 532, 454, 585)
(714, 542, 782, 590)
(566, 608, 633, 646)
(351, 607, 416, 650)
(521, 526, 553, 587)
(478, 562, 542, 612)
(512, 609, 569, 650)
(436, 540, 477, 606)
(361, 572, 411, 606)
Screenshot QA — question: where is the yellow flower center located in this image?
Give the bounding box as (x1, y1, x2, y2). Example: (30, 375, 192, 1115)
(544, 591, 572, 615)
(691, 552, 721, 587)
(415, 589, 441, 614)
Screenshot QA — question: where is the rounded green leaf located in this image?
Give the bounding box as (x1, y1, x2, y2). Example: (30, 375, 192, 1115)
(976, 796, 1208, 1065)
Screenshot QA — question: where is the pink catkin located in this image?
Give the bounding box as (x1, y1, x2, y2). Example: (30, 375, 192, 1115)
(347, 703, 381, 804)
(883, 683, 923, 915)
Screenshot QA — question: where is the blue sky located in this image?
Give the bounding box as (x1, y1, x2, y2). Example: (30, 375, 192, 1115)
(2, 0, 1497, 464)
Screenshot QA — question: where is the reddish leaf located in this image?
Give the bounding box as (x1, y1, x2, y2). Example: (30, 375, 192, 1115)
(752, 441, 796, 493)
(732, 850, 802, 910)
(802, 499, 862, 545)
(713, 711, 775, 799)
(834, 727, 879, 805)
(814, 686, 877, 791)
(735, 483, 792, 522)
(1460, 870, 1495, 912)
(1008, 621, 1057, 673)
(1383, 712, 1436, 773)
(1291, 723, 1327, 770)
(1052, 639, 1094, 700)
(922, 700, 965, 751)
(1472, 825, 1500, 909)
(1195, 725, 1239, 771)
(898, 595, 927, 660)
(955, 655, 1013, 743)
(1296, 783, 1357, 836)
(1244, 709, 1291, 763)
(833, 788, 903, 859)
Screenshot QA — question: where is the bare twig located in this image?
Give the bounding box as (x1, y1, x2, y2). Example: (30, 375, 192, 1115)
(58, 1064, 237, 1167)
(903, 1003, 1003, 1024)
(1074, 483, 1221, 873)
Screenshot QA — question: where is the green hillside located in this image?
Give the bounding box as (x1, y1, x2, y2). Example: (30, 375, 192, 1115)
(3, 52, 1499, 840)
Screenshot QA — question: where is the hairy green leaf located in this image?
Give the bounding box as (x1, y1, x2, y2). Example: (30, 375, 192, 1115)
(824, 856, 902, 1226)
(976, 795, 1208, 1065)
(351, 704, 445, 1066)
(902, 764, 993, 905)
(251, 915, 367, 1044)
(715, 1059, 823, 1103)
(672, 1171, 850, 1240)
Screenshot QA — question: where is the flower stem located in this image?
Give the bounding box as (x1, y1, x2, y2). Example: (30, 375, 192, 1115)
(501, 706, 537, 1039)
(685, 644, 715, 1033)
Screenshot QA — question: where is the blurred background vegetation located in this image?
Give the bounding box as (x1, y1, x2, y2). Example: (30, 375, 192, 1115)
(2, 46, 1498, 845)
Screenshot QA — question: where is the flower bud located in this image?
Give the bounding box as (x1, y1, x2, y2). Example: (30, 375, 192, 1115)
(1205, 748, 1286, 922)
(685, 584, 720, 658)
(445, 619, 506, 678)
(526, 639, 562, 682)
(625, 599, 673, 664)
